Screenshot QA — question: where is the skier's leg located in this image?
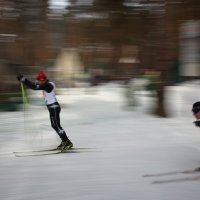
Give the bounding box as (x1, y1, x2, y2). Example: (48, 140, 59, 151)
(49, 107, 68, 140)
(54, 107, 73, 149)
(49, 106, 73, 149)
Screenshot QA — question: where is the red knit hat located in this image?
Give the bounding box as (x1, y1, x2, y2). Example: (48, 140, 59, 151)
(36, 72, 47, 81)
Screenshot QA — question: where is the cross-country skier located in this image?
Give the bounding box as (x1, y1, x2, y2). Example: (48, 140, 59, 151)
(192, 101, 200, 127)
(17, 72, 73, 150)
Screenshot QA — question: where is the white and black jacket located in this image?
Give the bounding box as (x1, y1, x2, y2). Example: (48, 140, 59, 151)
(23, 79, 58, 106)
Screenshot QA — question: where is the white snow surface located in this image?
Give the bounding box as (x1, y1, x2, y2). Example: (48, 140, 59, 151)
(1, 82, 200, 200)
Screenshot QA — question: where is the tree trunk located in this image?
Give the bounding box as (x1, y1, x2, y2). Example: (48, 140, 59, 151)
(153, 81, 168, 117)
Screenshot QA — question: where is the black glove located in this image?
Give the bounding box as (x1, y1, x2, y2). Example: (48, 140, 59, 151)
(194, 120, 200, 127)
(17, 74, 25, 82)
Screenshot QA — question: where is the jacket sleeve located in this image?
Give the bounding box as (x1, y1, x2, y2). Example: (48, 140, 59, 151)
(23, 79, 53, 93)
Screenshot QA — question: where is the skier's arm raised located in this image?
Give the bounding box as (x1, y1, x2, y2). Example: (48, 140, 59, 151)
(17, 74, 53, 92)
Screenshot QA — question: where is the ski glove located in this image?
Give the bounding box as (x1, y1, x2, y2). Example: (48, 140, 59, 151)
(194, 120, 200, 127)
(17, 74, 26, 82)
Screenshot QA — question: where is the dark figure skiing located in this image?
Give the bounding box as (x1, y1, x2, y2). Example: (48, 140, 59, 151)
(17, 72, 73, 150)
(192, 101, 200, 127)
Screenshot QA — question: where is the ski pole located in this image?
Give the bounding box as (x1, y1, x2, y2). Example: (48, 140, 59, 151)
(20, 82, 28, 105)
(20, 82, 28, 128)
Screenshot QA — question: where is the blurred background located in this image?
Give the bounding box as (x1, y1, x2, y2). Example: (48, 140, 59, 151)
(0, 0, 199, 117)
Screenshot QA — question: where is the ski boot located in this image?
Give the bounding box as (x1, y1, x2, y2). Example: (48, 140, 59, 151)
(57, 141, 63, 150)
(61, 140, 73, 151)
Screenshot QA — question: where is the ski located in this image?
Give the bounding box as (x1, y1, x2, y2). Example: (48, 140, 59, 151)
(152, 176, 200, 184)
(13, 147, 92, 154)
(13, 147, 96, 157)
(14, 149, 80, 157)
(13, 148, 58, 154)
(143, 167, 200, 177)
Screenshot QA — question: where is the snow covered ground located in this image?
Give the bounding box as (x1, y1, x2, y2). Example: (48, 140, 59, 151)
(1, 82, 200, 200)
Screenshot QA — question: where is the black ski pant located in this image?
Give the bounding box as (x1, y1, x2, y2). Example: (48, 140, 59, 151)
(47, 103, 68, 142)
